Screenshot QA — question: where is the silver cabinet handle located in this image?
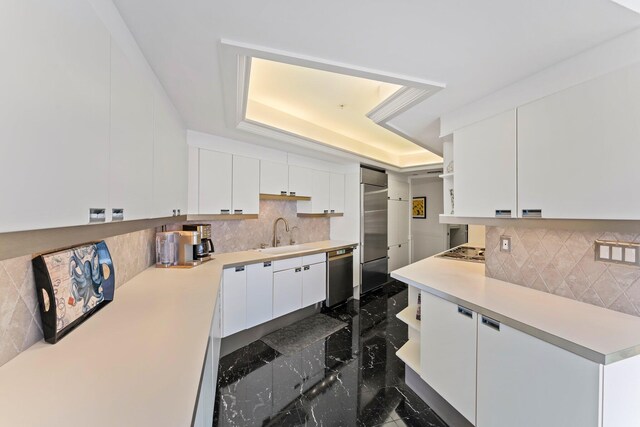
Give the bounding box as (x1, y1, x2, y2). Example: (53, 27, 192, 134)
(281, 191, 287, 195)
(234, 209, 243, 214)
(330, 209, 335, 213)
(221, 209, 230, 214)
(89, 208, 106, 223)
(303, 265, 310, 271)
(263, 261, 272, 267)
(482, 316, 500, 331)
(522, 209, 542, 218)
(235, 266, 245, 272)
(289, 191, 296, 196)
(457, 306, 473, 318)
(324, 209, 329, 213)
(112, 208, 124, 221)
(495, 210, 512, 218)
(295, 267, 302, 273)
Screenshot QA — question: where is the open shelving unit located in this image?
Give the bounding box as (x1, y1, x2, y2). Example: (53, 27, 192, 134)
(396, 305, 420, 331)
(396, 340, 421, 373)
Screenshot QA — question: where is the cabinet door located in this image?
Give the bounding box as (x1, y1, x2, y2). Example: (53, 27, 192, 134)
(518, 63, 640, 219)
(421, 292, 477, 424)
(0, 1, 110, 232)
(153, 94, 187, 218)
(477, 317, 600, 427)
(260, 160, 288, 196)
(109, 42, 154, 221)
(454, 109, 517, 218)
(397, 200, 410, 244)
(329, 173, 345, 213)
(397, 242, 410, 269)
(312, 170, 331, 213)
(273, 268, 303, 318)
(199, 150, 232, 214)
(387, 244, 399, 273)
(232, 155, 259, 214)
(397, 181, 410, 201)
(222, 266, 247, 337)
(288, 165, 313, 197)
(246, 262, 273, 329)
(302, 262, 326, 306)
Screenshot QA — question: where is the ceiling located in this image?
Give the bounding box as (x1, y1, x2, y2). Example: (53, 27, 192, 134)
(112, 0, 640, 167)
(245, 58, 442, 167)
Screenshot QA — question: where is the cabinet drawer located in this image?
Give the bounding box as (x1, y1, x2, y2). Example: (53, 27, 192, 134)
(302, 253, 326, 266)
(273, 256, 302, 272)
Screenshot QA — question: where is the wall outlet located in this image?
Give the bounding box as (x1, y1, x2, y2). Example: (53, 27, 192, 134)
(500, 236, 511, 253)
(595, 240, 640, 266)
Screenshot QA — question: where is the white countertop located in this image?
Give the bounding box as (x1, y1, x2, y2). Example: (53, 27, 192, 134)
(392, 256, 640, 365)
(0, 240, 356, 427)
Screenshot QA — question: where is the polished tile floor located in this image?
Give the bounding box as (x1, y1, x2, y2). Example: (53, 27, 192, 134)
(213, 281, 448, 427)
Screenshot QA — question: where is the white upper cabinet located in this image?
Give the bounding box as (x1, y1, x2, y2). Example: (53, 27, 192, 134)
(153, 95, 187, 218)
(518, 63, 640, 220)
(260, 160, 289, 196)
(388, 180, 410, 201)
(388, 199, 410, 247)
(109, 42, 154, 221)
(232, 155, 259, 214)
(454, 110, 517, 218)
(199, 150, 232, 214)
(329, 173, 345, 213)
(0, 1, 110, 232)
(288, 165, 313, 197)
(312, 170, 332, 213)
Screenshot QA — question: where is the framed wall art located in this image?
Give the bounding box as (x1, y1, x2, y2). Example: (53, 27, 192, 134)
(412, 197, 427, 219)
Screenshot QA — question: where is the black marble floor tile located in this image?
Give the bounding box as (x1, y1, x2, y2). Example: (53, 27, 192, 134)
(213, 280, 448, 427)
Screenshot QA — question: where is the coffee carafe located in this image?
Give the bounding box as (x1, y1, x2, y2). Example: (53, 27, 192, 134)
(183, 224, 214, 261)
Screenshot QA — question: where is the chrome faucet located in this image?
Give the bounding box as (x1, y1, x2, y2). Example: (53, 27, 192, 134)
(273, 217, 290, 247)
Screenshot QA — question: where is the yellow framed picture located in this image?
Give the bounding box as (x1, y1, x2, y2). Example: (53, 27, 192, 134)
(412, 197, 426, 219)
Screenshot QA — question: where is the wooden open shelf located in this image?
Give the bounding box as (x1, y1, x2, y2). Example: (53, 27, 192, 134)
(396, 306, 421, 331)
(297, 212, 344, 218)
(396, 340, 420, 373)
(260, 193, 311, 201)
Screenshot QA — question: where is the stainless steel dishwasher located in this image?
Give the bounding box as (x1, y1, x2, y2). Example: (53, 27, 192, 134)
(326, 247, 354, 307)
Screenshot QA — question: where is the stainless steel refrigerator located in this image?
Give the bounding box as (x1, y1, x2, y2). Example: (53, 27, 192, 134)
(360, 166, 388, 294)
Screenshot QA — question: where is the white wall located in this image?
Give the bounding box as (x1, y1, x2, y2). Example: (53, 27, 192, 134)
(410, 177, 447, 261)
(441, 28, 640, 135)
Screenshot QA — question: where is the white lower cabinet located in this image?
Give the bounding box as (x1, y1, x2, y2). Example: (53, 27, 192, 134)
(420, 292, 477, 424)
(221, 266, 247, 337)
(302, 262, 326, 306)
(476, 316, 601, 427)
(273, 267, 303, 318)
(246, 261, 273, 329)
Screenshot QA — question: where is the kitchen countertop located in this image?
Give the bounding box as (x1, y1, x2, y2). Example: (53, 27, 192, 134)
(0, 240, 357, 427)
(392, 255, 640, 365)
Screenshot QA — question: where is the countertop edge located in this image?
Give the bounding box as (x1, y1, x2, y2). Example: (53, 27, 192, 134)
(391, 269, 638, 365)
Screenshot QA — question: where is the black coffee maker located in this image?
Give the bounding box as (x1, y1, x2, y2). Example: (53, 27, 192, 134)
(183, 224, 214, 261)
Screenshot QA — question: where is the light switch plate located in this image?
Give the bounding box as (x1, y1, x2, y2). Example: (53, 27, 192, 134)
(595, 240, 640, 267)
(500, 236, 511, 253)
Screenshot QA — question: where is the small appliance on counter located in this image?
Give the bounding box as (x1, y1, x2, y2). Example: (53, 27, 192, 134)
(436, 246, 485, 263)
(155, 231, 204, 268)
(183, 224, 214, 261)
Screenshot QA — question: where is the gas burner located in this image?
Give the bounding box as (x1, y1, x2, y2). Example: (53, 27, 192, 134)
(437, 246, 485, 263)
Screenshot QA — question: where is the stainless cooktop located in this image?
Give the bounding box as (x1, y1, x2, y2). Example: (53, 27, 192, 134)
(436, 246, 485, 263)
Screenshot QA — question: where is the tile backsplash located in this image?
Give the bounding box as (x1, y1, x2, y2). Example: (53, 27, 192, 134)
(0, 228, 156, 368)
(168, 200, 330, 253)
(485, 226, 640, 317)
